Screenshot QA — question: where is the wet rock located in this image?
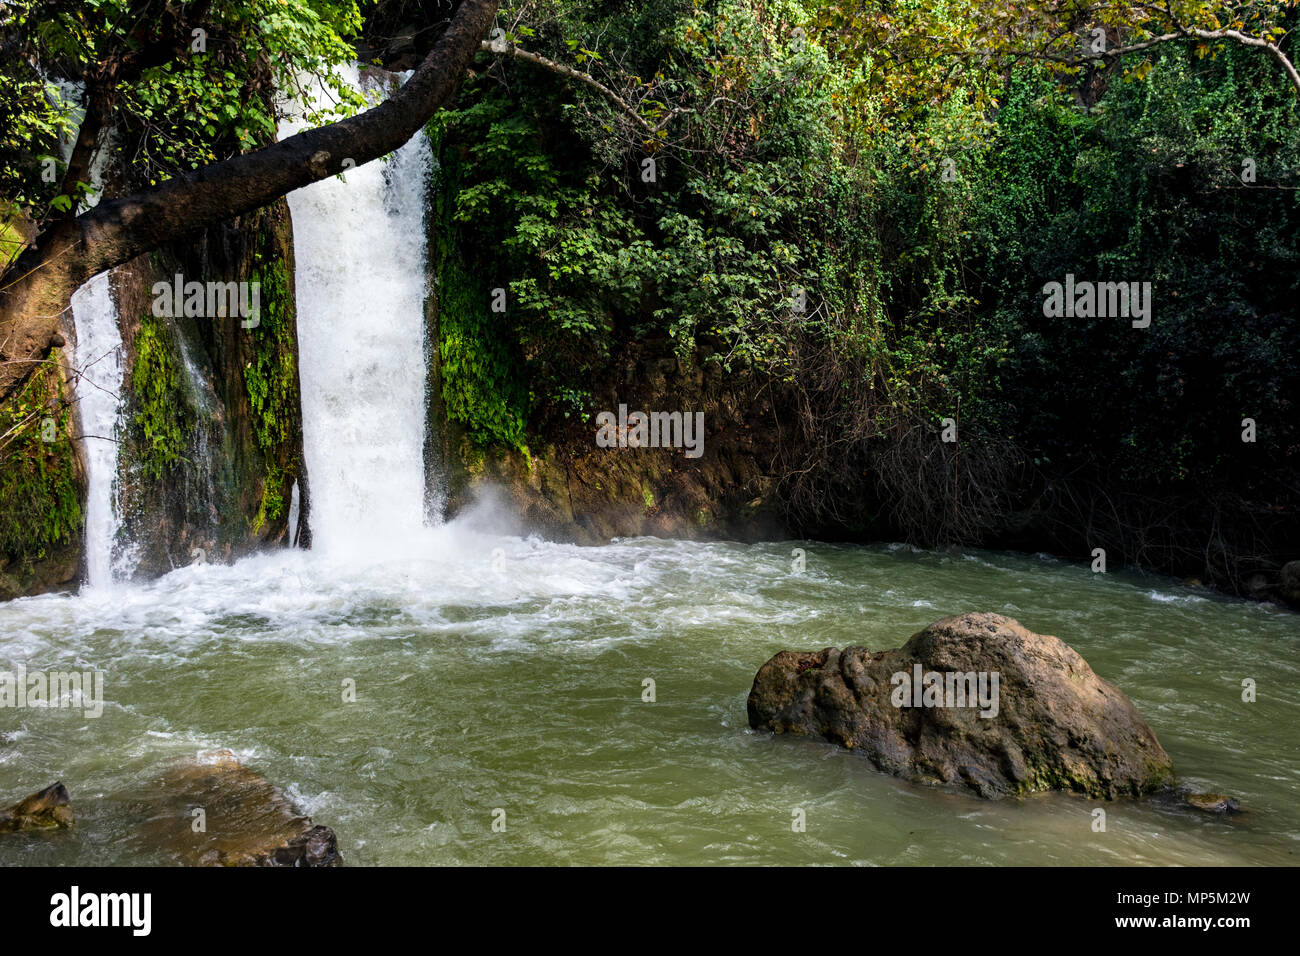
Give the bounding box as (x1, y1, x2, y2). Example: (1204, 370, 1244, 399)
(134, 750, 340, 866)
(0, 782, 74, 832)
(1182, 792, 1242, 814)
(748, 612, 1176, 799)
(110, 199, 305, 582)
(1244, 570, 1280, 601)
(1279, 560, 1300, 607)
(262, 825, 341, 867)
(1146, 785, 1243, 816)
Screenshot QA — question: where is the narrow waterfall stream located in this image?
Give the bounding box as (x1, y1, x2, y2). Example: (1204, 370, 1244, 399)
(69, 274, 125, 588)
(63, 104, 128, 588)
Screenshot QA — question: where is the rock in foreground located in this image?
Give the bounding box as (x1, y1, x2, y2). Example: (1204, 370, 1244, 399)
(748, 612, 1176, 799)
(0, 782, 74, 832)
(135, 750, 340, 866)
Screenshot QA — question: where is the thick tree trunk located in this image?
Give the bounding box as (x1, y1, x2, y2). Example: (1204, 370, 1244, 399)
(0, 0, 499, 400)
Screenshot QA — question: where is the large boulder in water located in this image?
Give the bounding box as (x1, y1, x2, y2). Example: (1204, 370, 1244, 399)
(0, 782, 74, 832)
(133, 750, 340, 866)
(747, 612, 1176, 799)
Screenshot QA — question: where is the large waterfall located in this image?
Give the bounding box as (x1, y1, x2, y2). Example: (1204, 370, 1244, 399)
(281, 65, 434, 553)
(64, 65, 437, 586)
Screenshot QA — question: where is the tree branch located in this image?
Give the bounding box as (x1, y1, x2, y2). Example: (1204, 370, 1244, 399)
(1011, 25, 1300, 96)
(0, 0, 501, 398)
(481, 40, 675, 134)
(1184, 27, 1300, 94)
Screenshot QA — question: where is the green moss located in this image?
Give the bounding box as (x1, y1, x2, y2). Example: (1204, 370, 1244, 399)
(243, 231, 301, 537)
(458, 436, 486, 476)
(245, 256, 297, 454)
(436, 255, 529, 453)
(251, 462, 285, 534)
(130, 316, 191, 480)
(1016, 757, 1108, 798)
(0, 202, 29, 271)
(0, 356, 82, 562)
(428, 122, 530, 455)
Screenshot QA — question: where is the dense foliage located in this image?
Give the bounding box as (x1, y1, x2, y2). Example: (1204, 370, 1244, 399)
(433, 0, 1299, 581)
(0, 0, 366, 255)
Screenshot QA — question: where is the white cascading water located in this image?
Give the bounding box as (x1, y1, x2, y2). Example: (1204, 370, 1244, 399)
(70, 274, 125, 587)
(58, 78, 127, 588)
(280, 65, 433, 554)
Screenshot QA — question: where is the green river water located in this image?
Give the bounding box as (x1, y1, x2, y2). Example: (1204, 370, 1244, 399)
(1, 525, 1297, 865)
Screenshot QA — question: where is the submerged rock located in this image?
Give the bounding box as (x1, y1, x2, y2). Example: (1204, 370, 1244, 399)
(1181, 792, 1242, 815)
(134, 750, 340, 866)
(0, 781, 74, 832)
(748, 612, 1176, 799)
(1144, 785, 1243, 816)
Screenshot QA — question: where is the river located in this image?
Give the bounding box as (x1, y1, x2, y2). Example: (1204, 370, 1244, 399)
(1, 527, 1296, 865)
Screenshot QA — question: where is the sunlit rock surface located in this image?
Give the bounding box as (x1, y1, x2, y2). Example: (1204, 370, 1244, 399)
(132, 750, 340, 866)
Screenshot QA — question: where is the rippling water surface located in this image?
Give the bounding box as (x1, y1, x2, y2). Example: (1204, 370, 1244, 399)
(2, 515, 1297, 865)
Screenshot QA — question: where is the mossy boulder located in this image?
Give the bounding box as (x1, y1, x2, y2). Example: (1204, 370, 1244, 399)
(748, 612, 1176, 799)
(0, 782, 74, 832)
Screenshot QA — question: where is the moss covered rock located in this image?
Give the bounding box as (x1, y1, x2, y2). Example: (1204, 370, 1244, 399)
(0, 782, 74, 832)
(0, 354, 84, 600)
(112, 199, 306, 576)
(748, 612, 1176, 799)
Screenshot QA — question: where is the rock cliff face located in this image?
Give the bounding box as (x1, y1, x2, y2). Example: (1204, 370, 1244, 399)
(113, 198, 307, 576)
(437, 339, 788, 543)
(0, 199, 307, 598)
(0, 346, 85, 600)
(748, 612, 1177, 799)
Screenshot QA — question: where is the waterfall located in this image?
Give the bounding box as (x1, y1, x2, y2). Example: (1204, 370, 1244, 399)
(70, 275, 125, 586)
(57, 78, 127, 588)
(281, 65, 434, 553)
